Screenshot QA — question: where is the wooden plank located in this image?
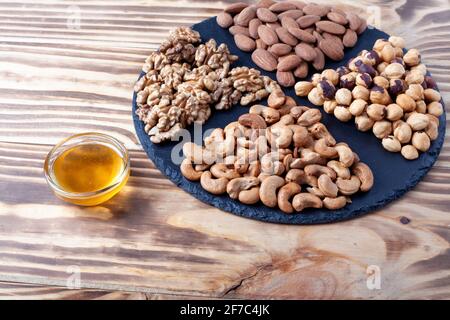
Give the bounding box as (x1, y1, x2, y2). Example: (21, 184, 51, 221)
(0, 141, 449, 299)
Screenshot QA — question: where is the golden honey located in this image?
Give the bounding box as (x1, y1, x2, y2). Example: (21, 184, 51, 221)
(44, 133, 130, 206)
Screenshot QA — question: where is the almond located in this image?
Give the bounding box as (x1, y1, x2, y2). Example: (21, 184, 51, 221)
(249, 18, 262, 39)
(302, 4, 330, 17)
(319, 39, 344, 61)
(326, 12, 348, 25)
(280, 16, 299, 30)
(346, 13, 362, 31)
(315, 21, 346, 35)
(266, 22, 281, 31)
(342, 29, 357, 47)
(236, 6, 257, 27)
(277, 54, 302, 71)
(234, 34, 256, 52)
(217, 12, 234, 28)
(269, 2, 298, 12)
(295, 43, 317, 62)
(269, 43, 292, 56)
(256, 8, 278, 22)
(258, 25, 279, 46)
(294, 61, 309, 77)
(256, 0, 276, 9)
(229, 25, 250, 37)
(356, 19, 367, 35)
(275, 27, 298, 46)
(277, 70, 296, 87)
(312, 47, 325, 70)
(279, 9, 304, 20)
(322, 33, 344, 49)
(288, 1, 307, 10)
(252, 48, 278, 71)
(288, 27, 316, 43)
(256, 39, 268, 49)
(296, 15, 321, 28)
(224, 2, 248, 14)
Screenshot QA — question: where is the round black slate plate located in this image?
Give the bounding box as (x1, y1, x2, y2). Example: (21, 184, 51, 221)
(132, 17, 446, 224)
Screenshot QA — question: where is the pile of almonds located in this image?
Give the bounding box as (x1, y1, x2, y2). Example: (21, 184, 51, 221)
(217, 0, 367, 87)
(181, 88, 374, 213)
(295, 36, 443, 160)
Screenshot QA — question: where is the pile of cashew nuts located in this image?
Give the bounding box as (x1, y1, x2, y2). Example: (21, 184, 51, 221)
(181, 90, 374, 213)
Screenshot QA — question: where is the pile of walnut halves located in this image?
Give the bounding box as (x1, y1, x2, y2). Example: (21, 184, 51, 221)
(134, 27, 280, 143)
(180, 88, 374, 214)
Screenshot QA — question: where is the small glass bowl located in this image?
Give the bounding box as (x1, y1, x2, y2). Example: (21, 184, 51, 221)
(44, 132, 130, 206)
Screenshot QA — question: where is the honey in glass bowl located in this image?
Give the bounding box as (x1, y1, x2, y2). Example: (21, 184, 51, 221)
(44, 133, 130, 206)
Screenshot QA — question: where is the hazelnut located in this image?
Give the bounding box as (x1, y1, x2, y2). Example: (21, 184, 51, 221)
(373, 120, 392, 139)
(405, 84, 424, 101)
(407, 112, 430, 131)
(311, 73, 322, 86)
(348, 57, 364, 72)
(308, 87, 325, 106)
(321, 69, 340, 86)
(373, 76, 390, 89)
(396, 94, 416, 112)
(380, 44, 396, 63)
(384, 63, 405, 79)
(411, 64, 427, 76)
(391, 57, 405, 66)
(389, 79, 407, 96)
(405, 70, 424, 85)
(355, 73, 373, 88)
(382, 136, 402, 152)
(394, 47, 404, 58)
(373, 39, 390, 51)
(401, 145, 419, 160)
(362, 50, 381, 66)
(370, 85, 392, 105)
(377, 62, 389, 74)
(412, 131, 430, 152)
(340, 73, 356, 90)
(336, 66, 350, 78)
(425, 115, 439, 141)
(386, 103, 404, 121)
(317, 80, 336, 100)
(393, 121, 412, 144)
(323, 100, 337, 114)
(334, 106, 353, 122)
(403, 48, 421, 67)
(415, 100, 427, 113)
(427, 101, 443, 117)
(335, 88, 353, 106)
(388, 36, 405, 48)
(355, 112, 375, 131)
(423, 88, 441, 102)
(424, 75, 437, 89)
(352, 85, 370, 100)
(355, 60, 377, 77)
(349, 99, 368, 116)
(366, 103, 386, 121)
(295, 81, 314, 97)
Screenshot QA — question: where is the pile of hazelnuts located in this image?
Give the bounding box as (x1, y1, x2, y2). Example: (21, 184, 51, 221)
(295, 36, 443, 160)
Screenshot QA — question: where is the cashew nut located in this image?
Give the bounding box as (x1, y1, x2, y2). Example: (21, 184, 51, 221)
(327, 160, 351, 179)
(304, 164, 337, 180)
(183, 142, 216, 164)
(180, 159, 203, 181)
(314, 138, 338, 158)
(285, 169, 306, 185)
(238, 113, 267, 129)
(334, 143, 355, 167)
(292, 193, 323, 212)
(226, 177, 260, 199)
(352, 162, 374, 192)
(307, 187, 325, 198)
(210, 163, 241, 180)
(250, 105, 280, 125)
(297, 108, 322, 126)
(239, 187, 260, 204)
(323, 196, 348, 210)
(244, 161, 261, 177)
(260, 176, 285, 207)
(336, 176, 361, 195)
(318, 174, 339, 198)
(308, 123, 336, 145)
(200, 171, 229, 195)
(291, 125, 311, 147)
(278, 182, 302, 213)
(270, 125, 293, 148)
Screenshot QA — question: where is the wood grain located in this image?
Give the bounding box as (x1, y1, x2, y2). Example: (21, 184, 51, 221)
(0, 0, 449, 299)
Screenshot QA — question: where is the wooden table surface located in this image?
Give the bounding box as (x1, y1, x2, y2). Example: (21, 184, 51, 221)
(0, 0, 449, 300)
